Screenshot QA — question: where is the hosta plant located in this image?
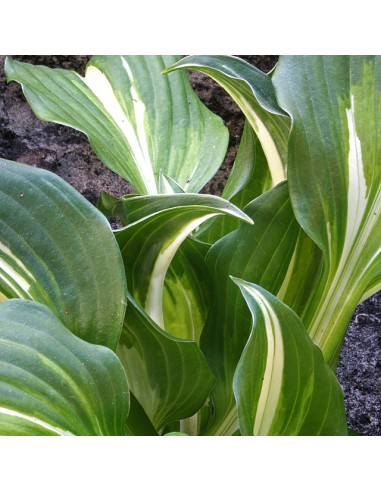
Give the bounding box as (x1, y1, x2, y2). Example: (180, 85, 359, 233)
(0, 54, 380, 436)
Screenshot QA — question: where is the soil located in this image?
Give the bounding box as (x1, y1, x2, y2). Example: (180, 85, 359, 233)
(0, 55, 380, 436)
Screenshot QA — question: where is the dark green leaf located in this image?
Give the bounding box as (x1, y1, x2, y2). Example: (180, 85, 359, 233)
(0, 159, 126, 350)
(0, 299, 129, 436)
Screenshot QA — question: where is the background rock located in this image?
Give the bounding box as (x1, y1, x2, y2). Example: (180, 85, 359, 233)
(0, 54, 379, 435)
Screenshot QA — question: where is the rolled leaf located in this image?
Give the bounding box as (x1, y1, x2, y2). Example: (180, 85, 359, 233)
(0, 159, 126, 351)
(114, 193, 252, 333)
(5, 55, 229, 194)
(0, 299, 129, 436)
(163, 55, 291, 186)
(200, 182, 300, 435)
(232, 279, 348, 436)
(272, 56, 381, 364)
(162, 238, 211, 343)
(196, 120, 272, 243)
(117, 295, 215, 432)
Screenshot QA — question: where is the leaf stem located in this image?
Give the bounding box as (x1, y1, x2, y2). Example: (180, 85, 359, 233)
(180, 414, 198, 436)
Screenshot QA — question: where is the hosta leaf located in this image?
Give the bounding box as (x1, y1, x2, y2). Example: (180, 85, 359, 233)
(200, 182, 300, 435)
(0, 299, 129, 436)
(114, 193, 252, 333)
(277, 228, 323, 320)
(163, 55, 291, 186)
(124, 392, 158, 436)
(360, 274, 381, 303)
(5, 55, 229, 194)
(232, 279, 348, 436)
(162, 238, 211, 343)
(117, 295, 215, 432)
(196, 120, 272, 243)
(0, 159, 126, 350)
(222, 121, 273, 204)
(273, 56, 381, 364)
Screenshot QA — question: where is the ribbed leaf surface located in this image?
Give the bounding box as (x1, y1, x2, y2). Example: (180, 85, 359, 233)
(0, 299, 129, 436)
(5, 55, 229, 194)
(201, 182, 300, 435)
(232, 280, 347, 436)
(0, 159, 126, 350)
(164, 55, 290, 186)
(273, 56, 381, 364)
(114, 193, 252, 334)
(162, 238, 211, 343)
(117, 296, 215, 431)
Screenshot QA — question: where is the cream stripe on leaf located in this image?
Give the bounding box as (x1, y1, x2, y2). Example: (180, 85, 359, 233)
(199, 182, 302, 435)
(113, 193, 252, 339)
(0, 159, 126, 351)
(272, 56, 381, 366)
(117, 295, 215, 432)
(232, 279, 347, 436)
(0, 299, 129, 436)
(163, 55, 291, 187)
(5, 56, 229, 195)
(112, 194, 252, 434)
(196, 121, 273, 244)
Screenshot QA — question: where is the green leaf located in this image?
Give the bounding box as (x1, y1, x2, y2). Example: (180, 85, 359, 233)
(273, 56, 381, 364)
(117, 295, 215, 432)
(163, 55, 291, 187)
(0, 299, 129, 436)
(124, 392, 158, 436)
(222, 121, 273, 204)
(276, 228, 323, 320)
(0, 159, 126, 351)
(162, 238, 211, 343)
(5, 55, 229, 195)
(164, 432, 188, 436)
(200, 182, 300, 435)
(360, 274, 381, 303)
(196, 120, 273, 243)
(114, 193, 252, 334)
(232, 279, 348, 436)
(97, 190, 129, 225)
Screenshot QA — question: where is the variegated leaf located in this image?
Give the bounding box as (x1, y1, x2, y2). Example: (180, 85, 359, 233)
(232, 279, 348, 436)
(196, 120, 273, 243)
(5, 56, 228, 194)
(0, 299, 129, 436)
(0, 159, 126, 350)
(114, 193, 252, 334)
(200, 182, 300, 435)
(117, 295, 215, 432)
(273, 56, 381, 365)
(163, 55, 291, 186)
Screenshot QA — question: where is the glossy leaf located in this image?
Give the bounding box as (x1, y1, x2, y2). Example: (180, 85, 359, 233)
(162, 238, 211, 343)
(0, 299, 129, 436)
(196, 121, 272, 243)
(273, 56, 381, 364)
(232, 279, 348, 436)
(200, 182, 300, 435)
(124, 392, 158, 436)
(117, 295, 215, 432)
(164, 432, 189, 436)
(163, 55, 291, 186)
(0, 159, 126, 350)
(114, 193, 252, 333)
(5, 55, 229, 194)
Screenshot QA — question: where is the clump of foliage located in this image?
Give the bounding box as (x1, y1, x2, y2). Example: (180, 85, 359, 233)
(0, 55, 380, 435)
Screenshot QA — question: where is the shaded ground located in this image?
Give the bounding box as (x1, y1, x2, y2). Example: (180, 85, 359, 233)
(0, 54, 380, 435)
